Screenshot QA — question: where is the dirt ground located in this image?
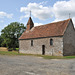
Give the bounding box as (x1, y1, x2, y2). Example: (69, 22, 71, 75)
(0, 47, 8, 51)
(0, 55, 75, 75)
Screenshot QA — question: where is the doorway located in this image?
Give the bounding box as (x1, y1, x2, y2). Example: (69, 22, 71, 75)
(42, 45, 45, 55)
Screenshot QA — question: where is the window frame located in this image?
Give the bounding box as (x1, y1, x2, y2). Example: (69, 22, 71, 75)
(50, 39, 53, 46)
(31, 40, 33, 46)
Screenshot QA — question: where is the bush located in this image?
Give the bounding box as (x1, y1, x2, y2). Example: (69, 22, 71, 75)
(15, 48, 19, 51)
(8, 48, 13, 51)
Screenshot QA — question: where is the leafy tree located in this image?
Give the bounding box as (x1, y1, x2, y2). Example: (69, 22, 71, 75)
(0, 36, 4, 47)
(1, 22, 26, 49)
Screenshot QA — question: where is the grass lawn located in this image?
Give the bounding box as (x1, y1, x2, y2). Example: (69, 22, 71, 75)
(42, 55, 75, 59)
(0, 50, 75, 59)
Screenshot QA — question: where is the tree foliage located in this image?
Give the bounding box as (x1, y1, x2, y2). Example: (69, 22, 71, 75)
(0, 36, 4, 47)
(1, 22, 26, 49)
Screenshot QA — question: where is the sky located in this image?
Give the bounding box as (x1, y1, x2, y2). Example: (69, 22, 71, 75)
(0, 0, 75, 34)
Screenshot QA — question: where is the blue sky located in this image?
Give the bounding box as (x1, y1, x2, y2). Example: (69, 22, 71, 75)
(0, 0, 75, 34)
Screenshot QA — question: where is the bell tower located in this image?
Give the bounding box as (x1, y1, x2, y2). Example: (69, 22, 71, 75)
(26, 11, 34, 30)
(26, 17, 34, 30)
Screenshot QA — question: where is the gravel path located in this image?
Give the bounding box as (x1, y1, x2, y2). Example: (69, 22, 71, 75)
(0, 55, 75, 75)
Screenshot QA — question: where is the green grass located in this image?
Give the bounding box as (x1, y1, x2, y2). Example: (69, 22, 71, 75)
(64, 56, 75, 59)
(42, 55, 75, 59)
(15, 48, 19, 51)
(0, 51, 24, 55)
(0, 51, 75, 59)
(42, 55, 64, 59)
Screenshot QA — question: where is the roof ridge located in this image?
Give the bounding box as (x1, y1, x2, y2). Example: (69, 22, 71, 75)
(34, 18, 71, 28)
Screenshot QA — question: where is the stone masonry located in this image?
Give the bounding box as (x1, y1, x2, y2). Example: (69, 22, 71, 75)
(19, 37, 63, 56)
(63, 20, 75, 55)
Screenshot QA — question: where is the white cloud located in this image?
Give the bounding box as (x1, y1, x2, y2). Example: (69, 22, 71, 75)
(0, 12, 13, 19)
(53, 0, 75, 19)
(39, 1, 48, 5)
(34, 23, 43, 27)
(20, 3, 53, 20)
(53, 0, 75, 27)
(20, 0, 75, 27)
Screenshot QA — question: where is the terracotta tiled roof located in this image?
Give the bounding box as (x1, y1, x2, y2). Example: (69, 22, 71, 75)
(19, 19, 71, 40)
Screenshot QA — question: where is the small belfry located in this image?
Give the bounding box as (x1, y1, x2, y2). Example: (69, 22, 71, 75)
(26, 11, 34, 30)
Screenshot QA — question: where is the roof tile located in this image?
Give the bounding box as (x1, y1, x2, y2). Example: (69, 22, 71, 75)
(19, 19, 71, 40)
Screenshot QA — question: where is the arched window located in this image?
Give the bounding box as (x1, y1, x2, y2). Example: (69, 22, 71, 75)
(31, 40, 33, 46)
(50, 39, 53, 45)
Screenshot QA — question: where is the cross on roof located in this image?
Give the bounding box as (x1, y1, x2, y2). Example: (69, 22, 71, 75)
(69, 13, 71, 18)
(30, 11, 31, 17)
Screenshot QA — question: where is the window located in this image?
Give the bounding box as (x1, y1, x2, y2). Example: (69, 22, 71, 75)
(50, 39, 53, 45)
(31, 40, 33, 46)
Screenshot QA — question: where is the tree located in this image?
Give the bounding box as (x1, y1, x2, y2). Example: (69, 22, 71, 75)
(1, 22, 26, 49)
(0, 36, 4, 47)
